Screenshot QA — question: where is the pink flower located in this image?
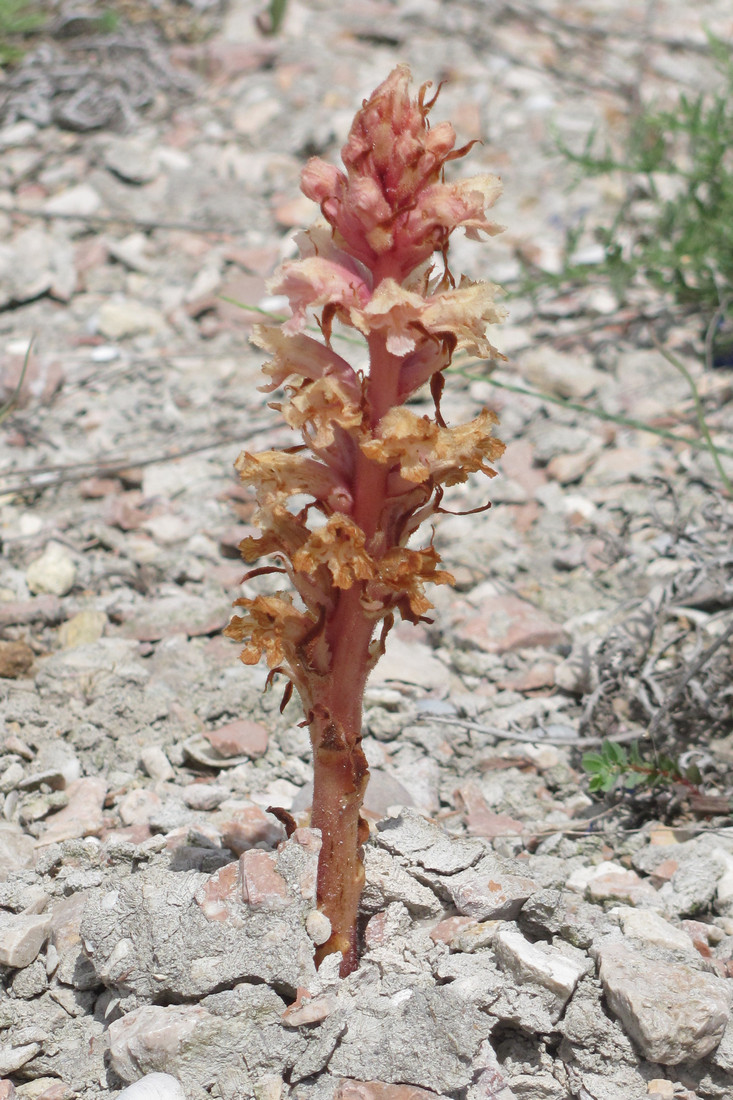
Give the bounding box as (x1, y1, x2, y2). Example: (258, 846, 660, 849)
(270, 256, 371, 333)
(300, 66, 503, 278)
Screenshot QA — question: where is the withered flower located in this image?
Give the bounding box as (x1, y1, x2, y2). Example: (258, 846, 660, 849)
(225, 65, 505, 975)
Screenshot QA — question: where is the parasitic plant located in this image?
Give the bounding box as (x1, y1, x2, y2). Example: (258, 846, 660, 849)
(225, 66, 506, 975)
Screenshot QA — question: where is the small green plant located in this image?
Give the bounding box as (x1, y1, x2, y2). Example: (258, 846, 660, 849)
(0, 340, 31, 424)
(0, 0, 45, 64)
(540, 32, 733, 319)
(582, 739, 702, 796)
(256, 0, 288, 35)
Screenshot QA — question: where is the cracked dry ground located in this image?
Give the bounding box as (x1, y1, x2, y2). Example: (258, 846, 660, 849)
(1, 2, 733, 1099)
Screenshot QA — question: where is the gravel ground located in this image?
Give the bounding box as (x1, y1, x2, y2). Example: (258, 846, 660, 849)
(1, 2, 733, 1099)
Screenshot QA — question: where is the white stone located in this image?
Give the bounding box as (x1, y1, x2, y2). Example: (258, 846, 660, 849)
(2, 225, 76, 304)
(0, 911, 52, 968)
(104, 139, 160, 185)
(143, 514, 192, 546)
(43, 183, 101, 217)
(18, 514, 43, 538)
(26, 541, 76, 596)
(494, 927, 589, 999)
(521, 347, 605, 400)
(714, 848, 733, 910)
(90, 344, 121, 363)
(370, 633, 449, 688)
(0, 761, 25, 791)
(0, 1042, 40, 1075)
(560, 493, 597, 520)
(140, 746, 175, 783)
(185, 260, 223, 302)
(116, 1073, 187, 1100)
(614, 907, 695, 954)
(107, 232, 154, 274)
(0, 120, 37, 147)
(96, 299, 167, 340)
(566, 861, 626, 893)
(305, 909, 331, 946)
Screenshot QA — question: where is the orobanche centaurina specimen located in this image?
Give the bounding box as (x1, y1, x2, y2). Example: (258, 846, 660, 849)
(225, 65, 506, 975)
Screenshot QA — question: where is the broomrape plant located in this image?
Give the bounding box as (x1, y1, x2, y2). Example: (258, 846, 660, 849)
(225, 67, 506, 975)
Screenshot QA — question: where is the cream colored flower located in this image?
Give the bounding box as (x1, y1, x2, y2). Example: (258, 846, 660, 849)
(292, 514, 375, 589)
(277, 377, 364, 449)
(370, 545, 454, 619)
(350, 277, 505, 360)
(224, 593, 313, 669)
(235, 449, 346, 505)
(361, 406, 504, 485)
(252, 325, 361, 398)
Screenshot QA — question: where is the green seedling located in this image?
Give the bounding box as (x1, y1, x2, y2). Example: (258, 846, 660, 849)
(582, 739, 703, 796)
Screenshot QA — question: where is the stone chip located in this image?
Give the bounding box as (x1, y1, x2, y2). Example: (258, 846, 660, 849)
(597, 940, 730, 1064)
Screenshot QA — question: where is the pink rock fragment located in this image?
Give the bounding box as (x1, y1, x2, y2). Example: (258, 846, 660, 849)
(456, 782, 524, 840)
(335, 1082, 442, 1100)
(650, 858, 679, 887)
(240, 849, 290, 909)
(363, 910, 392, 950)
(495, 661, 557, 692)
(218, 804, 284, 855)
(429, 915, 478, 946)
(679, 920, 718, 957)
(468, 810, 525, 841)
(119, 597, 232, 642)
(500, 438, 547, 495)
(195, 861, 240, 922)
(117, 787, 162, 826)
(281, 987, 336, 1026)
(0, 596, 63, 628)
(170, 39, 275, 83)
(471, 1039, 518, 1100)
(35, 776, 107, 848)
(108, 1003, 205, 1081)
(164, 822, 223, 852)
(587, 870, 658, 906)
(453, 594, 567, 654)
(597, 941, 730, 1064)
(0, 1081, 18, 1100)
(102, 824, 152, 845)
(291, 827, 321, 855)
(204, 719, 268, 759)
(79, 476, 121, 499)
(104, 492, 148, 531)
(49, 891, 87, 954)
(30, 1084, 73, 1100)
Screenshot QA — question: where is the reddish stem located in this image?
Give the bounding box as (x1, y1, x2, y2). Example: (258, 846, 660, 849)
(308, 326, 402, 974)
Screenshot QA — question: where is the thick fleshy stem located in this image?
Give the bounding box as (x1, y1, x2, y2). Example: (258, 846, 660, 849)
(307, 328, 400, 972)
(308, 691, 369, 973)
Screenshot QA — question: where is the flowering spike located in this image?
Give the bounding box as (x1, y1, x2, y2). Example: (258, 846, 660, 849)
(225, 67, 506, 975)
